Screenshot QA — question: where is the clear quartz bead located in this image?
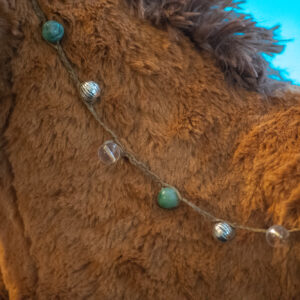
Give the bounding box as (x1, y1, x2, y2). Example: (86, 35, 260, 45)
(266, 225, 289, 248)
(98, 141, 121, 165)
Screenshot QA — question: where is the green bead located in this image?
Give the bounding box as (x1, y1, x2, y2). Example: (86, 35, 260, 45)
(42, 20, 64, 43)
(157, 188, 180, 209)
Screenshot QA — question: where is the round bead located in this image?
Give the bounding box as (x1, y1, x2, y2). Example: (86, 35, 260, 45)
(98, 141, 121, 165)
(266, 225, 289, 248)
(157, 187, 180, 209)
(42, 20, 64, 43)
(213, 222, 235, 242)
(80, 81, 101, 103)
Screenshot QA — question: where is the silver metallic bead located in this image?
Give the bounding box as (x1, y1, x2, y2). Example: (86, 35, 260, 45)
(98, 141, 122, 165)
(80, 81, 101, 103)
(213, 222, 235, 242)
(266, 225, 289, 248)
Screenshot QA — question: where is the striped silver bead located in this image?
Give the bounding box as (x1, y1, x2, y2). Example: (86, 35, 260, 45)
(213, 222, 235, 242)
(80, 81, 101, 103)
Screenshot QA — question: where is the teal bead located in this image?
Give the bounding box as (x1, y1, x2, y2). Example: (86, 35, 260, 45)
(157, 187, 180, 209)
(42, 20, 64, 43)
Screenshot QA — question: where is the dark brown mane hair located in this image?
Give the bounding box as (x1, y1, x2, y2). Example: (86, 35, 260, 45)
(126, 0, 286, 94)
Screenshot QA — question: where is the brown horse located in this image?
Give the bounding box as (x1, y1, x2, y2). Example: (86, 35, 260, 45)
(0, 0, 299, 299)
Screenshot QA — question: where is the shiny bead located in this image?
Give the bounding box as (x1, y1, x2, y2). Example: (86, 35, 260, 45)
(266, 225, 289, 248)
(42, 20, 64, 43)
(213, 222, 235, 242)
(157, 187, 180, 209)
(98, 141, 121, 165)
(80, 81, 101, 103)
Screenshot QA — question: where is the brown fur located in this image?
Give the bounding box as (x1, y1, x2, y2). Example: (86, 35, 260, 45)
(0, 0, 299, 299)
(127, 0, 286, 94)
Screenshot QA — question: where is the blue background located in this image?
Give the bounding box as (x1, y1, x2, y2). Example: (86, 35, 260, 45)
(242, 0, 300, 84)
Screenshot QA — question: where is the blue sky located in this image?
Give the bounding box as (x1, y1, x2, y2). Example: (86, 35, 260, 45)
(242, 0, 300, 84)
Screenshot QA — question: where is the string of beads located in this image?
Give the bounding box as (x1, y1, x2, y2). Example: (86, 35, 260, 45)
(31, 0, 300, 248)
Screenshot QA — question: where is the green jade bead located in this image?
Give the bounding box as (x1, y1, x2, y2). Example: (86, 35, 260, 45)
(42, 20, 64, 43)
(158, 187, 180, 209)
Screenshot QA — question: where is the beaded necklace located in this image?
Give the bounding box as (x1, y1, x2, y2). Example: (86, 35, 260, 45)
(31, 0, 300, 248)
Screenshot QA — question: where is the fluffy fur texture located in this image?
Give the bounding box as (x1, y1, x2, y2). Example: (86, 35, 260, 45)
(0, 0, 299, 299)
(0, 0, 19, 134)
(127, 0, 286, 94)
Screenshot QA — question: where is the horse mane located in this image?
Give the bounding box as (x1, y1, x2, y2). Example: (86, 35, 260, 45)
(126, 0, 286, 94)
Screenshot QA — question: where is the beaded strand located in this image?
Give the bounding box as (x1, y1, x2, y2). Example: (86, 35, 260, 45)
(31, 0, 300, 247)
